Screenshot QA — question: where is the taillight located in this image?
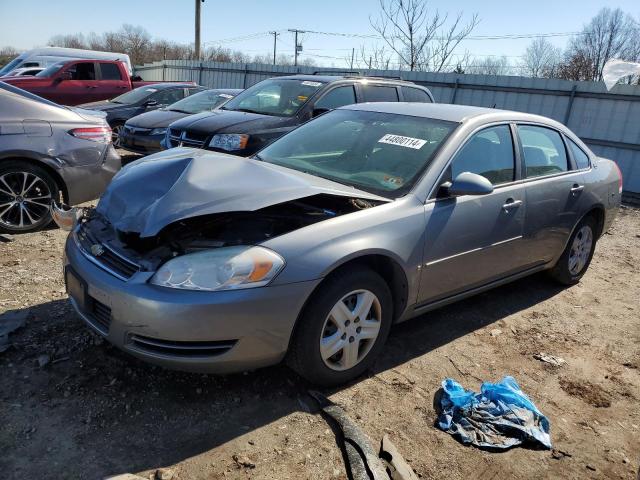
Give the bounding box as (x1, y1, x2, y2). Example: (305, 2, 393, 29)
(613, 161, 623, 194)
(69, 126, 112, 143)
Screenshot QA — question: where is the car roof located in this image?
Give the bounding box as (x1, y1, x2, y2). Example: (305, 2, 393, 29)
(273, 74, 422, 86)
(340, 102, 560, 125)
(142, 83, 198, 90)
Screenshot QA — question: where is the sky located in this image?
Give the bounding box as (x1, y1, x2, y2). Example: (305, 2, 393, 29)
(1, 0, 639, 69)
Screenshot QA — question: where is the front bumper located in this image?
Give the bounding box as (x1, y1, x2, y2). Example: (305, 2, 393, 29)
(64, 233, 320, 373)
(120, 131, 164, 154)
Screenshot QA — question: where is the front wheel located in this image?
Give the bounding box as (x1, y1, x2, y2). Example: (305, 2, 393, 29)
(111, 123, 124, 148)
(548, 216, 597, 285)
(288, 267, 392, 386)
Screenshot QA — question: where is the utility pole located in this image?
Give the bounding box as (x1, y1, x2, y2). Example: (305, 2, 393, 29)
(288, 29, 305, 66)
(269, 31, 280, 65)
(350, 47, 355, 69)
(195, 0, 204, 60)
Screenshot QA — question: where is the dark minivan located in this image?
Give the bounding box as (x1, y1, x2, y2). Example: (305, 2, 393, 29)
(165, 75, 433, 157)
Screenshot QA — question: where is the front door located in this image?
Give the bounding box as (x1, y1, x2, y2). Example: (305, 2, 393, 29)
(53, 61, 101, 105)
(418, 124, 527, 304)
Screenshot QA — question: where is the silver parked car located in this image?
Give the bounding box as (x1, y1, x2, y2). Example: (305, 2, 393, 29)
(0, 82, 120, 233)
(58, 102, 622, 385)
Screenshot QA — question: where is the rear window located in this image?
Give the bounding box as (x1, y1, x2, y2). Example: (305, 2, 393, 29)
(100, 63, 122, 80)
(568, 139, 590, 169)
(402, 86, 431, 103)
(361, 85, 399, 102)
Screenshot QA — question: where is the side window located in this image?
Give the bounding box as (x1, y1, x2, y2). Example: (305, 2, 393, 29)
(314, 86, 356, 110)
(448, 125, 515, 186)
(402, 86, 431, 103)
(568, 139, 590, 169)
(152, 89, 185, 105)
(361, 85, 399, 102)
(518, 125, 568, 178)
(66, 62, 96, 80)
(100, 63, 122, 80)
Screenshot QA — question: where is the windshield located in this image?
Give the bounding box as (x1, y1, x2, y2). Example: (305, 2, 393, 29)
(258, 109, 457, 198)
(110, 86, 158, 104)
(0, 57, 25, 76)
(35, 61, 66, 78)
(222, 79, 323, 117)
(167, 89, 235, 114)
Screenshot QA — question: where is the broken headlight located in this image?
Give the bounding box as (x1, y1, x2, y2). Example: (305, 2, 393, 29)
(149, 246, 284, 291)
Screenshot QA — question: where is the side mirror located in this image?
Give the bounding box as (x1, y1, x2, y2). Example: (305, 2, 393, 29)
(442, 172, 494, 197)
(145, 99, 158, 108)
(312, 107, 330, 118)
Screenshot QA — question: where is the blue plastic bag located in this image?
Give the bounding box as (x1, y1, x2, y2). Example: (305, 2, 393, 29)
(437, 376, 551, 450)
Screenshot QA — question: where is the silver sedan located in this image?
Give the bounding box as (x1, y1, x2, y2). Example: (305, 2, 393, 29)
(58, 102, 622, 386)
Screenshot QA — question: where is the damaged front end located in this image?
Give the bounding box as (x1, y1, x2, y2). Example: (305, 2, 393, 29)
(74, 193, 382, 288)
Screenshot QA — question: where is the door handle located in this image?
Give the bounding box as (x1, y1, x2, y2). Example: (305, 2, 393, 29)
(502, 198, 523, 211)
(570, 184, 584, 194)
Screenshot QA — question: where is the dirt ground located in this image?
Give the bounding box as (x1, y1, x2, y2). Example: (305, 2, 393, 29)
(1, 203, 638, 480)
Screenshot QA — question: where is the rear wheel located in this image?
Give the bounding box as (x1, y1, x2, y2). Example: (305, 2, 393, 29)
(288, 267, 392, 386)
(0, 161, 57, 234)
(548, 216, 597, 285)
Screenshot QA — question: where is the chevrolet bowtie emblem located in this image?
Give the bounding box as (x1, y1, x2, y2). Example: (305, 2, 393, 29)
(90, 244, 105, 257)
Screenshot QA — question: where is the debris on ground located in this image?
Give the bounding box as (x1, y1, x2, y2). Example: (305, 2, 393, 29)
(155, 467, 175, 480)
(0, 309, 28, 353)
(533, 353, 566, 367)
(232, 454, 256, 469)
(310, 390, 389, 480)
(436, 376, 552, 450)
(379, 434, 419, 480)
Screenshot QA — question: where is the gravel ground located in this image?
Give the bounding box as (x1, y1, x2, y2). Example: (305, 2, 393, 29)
(0, 205, 638, 480)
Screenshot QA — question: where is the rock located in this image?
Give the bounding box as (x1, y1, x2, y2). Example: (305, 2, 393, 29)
(37, 354, 51, 367)
(490, 329, 502, 337)
(155, 468, 174, 480)
(232, 454, 256, 469)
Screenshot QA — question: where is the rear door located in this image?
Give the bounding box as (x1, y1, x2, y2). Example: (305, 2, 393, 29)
(97, 62, 129, 100)
(418, 124, 527, 303)
(515, 124, 587, 265)
(400, 86, 432, 103)
(359, 83, 400, 102)
(54, 61, 101, 105)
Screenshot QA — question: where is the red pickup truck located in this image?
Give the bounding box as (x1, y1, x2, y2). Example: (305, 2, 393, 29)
(2, 59, 190, 106)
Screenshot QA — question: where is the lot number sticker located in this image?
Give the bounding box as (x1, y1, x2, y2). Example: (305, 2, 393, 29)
(378, 134, 427, 149)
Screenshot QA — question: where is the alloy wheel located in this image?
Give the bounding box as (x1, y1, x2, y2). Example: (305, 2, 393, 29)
(320, 289, 382, 371)
(0, 171, 52, 230)
(568, 225, 593, 275)
(112, 125, 123, 147)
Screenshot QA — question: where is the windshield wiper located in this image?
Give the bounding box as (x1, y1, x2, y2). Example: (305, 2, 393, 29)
(231, 107, 263, 115)
(168, 108, 191, 114)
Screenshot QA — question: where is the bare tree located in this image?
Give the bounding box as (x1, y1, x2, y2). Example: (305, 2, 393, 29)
(49, 34, 87, 49)
(467, 56, 511, 75)
(357, 44, 393, 70)
(562, 8, 638, 81)
(521, 38, 561, 78)
(370, 0, 478, 71)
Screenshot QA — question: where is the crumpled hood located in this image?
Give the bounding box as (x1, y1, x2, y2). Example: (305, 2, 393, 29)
(170, 109, 289, 135)
(97, 147, 387, 237)
(127, 109, 188, 128)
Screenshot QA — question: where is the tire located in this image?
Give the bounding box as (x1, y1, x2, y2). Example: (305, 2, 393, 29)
(547, 215, 597, 285)
(0, 161, 58, 234)
(288, 267, 393, 386)
(111, 122, 124, 148)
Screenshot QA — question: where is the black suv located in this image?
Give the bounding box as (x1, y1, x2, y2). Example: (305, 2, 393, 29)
(164, 74, 434, 157)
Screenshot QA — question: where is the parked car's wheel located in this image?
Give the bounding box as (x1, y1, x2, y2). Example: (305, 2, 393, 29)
(0, 161, 57, 234)
(111, 122, 124, 148)
(288, 267, 393, 386)
(548, 215, 598, 285)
